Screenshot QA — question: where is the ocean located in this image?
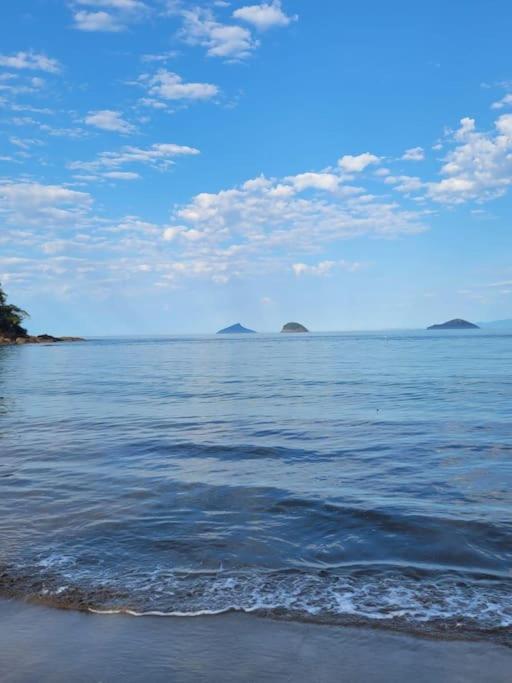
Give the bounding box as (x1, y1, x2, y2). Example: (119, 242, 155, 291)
(1, 331, 511, 643)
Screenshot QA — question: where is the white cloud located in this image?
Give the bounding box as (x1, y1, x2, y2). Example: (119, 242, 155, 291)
(0, 155, 424, 292)
(233, 1, 297, 30)
(338, 152, 380, 173)
(85, 109, 136, 134)
(162, 226, 180, 241)
(9, 136, 44, 150)
(138, 97, 169, 109)
(454, 116, 476, 139)
(491, 94, 512, 110)
(292, 260, 363, 276)
(0, 182, 92, 227)
(179, 7, 258, 59)
(138, 70, 219, 101)
(141, 51, 178, 63)
(172, 164, 425, 255)
(402, 146, 425, 161)
(161, 226, 206, 242)
(75, 0, 146, 8)
(428, 114, 512, 203)
(39, 124, 88, 139)
(102, 171, 140, 180)
(73, 10, 125, 31)
(72, 0, 148, 31)
(0, 51, 60, 73)
(288, 172, 340, 193)
(182, 228, 206, 241)
(69, 142, 200, 173)
(384, 175, 424, 193)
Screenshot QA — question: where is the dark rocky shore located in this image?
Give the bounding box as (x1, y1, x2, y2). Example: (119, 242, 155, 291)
(0, 334, 85, 345)
(0, 283, 84, 346)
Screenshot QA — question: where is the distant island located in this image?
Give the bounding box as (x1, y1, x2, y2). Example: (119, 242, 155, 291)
(427, 319, 480, 330)
(281, 322, 309, 333)
(0, 282, 84, 345)
(217, 323, 256, 334)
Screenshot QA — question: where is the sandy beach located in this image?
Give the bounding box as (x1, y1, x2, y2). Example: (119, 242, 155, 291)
(0, 599, 510, 682)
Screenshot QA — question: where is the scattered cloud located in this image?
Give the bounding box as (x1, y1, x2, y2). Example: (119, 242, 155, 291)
(69, 141, 200, 174)
(85, 109, 136, 134)
(491, 93, 512, 110)
(71, 0, 148, 31)
(73, 10, 125, 31)
(0, 51, 61, 73)
(102, 171, 140, 180)
(338, 152, 380, 173)
(233, 1, 297, 31)
(168, 160, 425, 260)
(137, 69, 219, 102)
(179, 7, 259, 60)
(427, 114, 512, 203)
(402, 146, 425, 161)
(141, 51, 178, 63)
(76, 0, 147, 8)
(9, 136, 44, 150)
(384, 174, 424, 193)
(39, 124, 88, 138)
(287, 172, 340, 193)
(0, 181, 92, 227)
(292, 260, 363, 276)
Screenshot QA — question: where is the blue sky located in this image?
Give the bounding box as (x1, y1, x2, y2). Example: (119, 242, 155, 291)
(1, 0, 512, 334)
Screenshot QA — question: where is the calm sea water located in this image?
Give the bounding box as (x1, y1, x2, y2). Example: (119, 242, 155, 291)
(1, 332, 511, 641)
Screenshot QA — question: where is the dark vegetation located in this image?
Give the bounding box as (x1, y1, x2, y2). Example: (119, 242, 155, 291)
(0, 283, 28, 338)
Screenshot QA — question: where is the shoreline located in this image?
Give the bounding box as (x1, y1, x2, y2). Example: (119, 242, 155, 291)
(0, 335, 85, 345)
(1, 598, 511, 682)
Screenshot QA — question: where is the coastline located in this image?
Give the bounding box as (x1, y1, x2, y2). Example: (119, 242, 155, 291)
(1, 599, 511, 682)
(0, 335, 85, 345)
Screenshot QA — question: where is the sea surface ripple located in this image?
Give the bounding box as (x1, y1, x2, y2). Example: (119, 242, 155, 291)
(1, 331, 511, 642)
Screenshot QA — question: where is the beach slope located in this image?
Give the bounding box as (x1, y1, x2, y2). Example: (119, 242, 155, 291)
(0, 600, 511, 683)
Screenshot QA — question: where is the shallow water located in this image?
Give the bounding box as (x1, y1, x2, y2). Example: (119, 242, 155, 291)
(1, 331, 511, 641)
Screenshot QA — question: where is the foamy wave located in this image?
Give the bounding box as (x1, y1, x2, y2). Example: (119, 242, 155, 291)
(3, 561, 511, 638)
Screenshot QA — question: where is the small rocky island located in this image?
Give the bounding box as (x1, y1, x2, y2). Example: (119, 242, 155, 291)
(427, 319, 480, 330)
(281, 322, 309, 333)
(217, 323, 256, 334)
(0, 282, 84, 345)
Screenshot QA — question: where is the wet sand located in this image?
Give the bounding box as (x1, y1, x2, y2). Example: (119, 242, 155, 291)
(0, 599, 511, 682)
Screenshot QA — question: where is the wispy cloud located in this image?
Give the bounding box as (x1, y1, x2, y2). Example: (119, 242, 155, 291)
(71, 0, 149, 31)
(0, 51, 61, 73)
(137, 70, 219, 103)
(73, 10, 125, 31)
(402, 146, 425, 161)
(0, 181, 92, 227)
(491, 93, 512, 110)
(85, 109, 136, 134)
(178, 7, 259, 60)
(292, 260, 363, 276)
(69, 142, 200, 174)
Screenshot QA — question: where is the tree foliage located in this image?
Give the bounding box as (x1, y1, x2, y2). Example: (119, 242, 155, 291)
(0, 283, 29, 338)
